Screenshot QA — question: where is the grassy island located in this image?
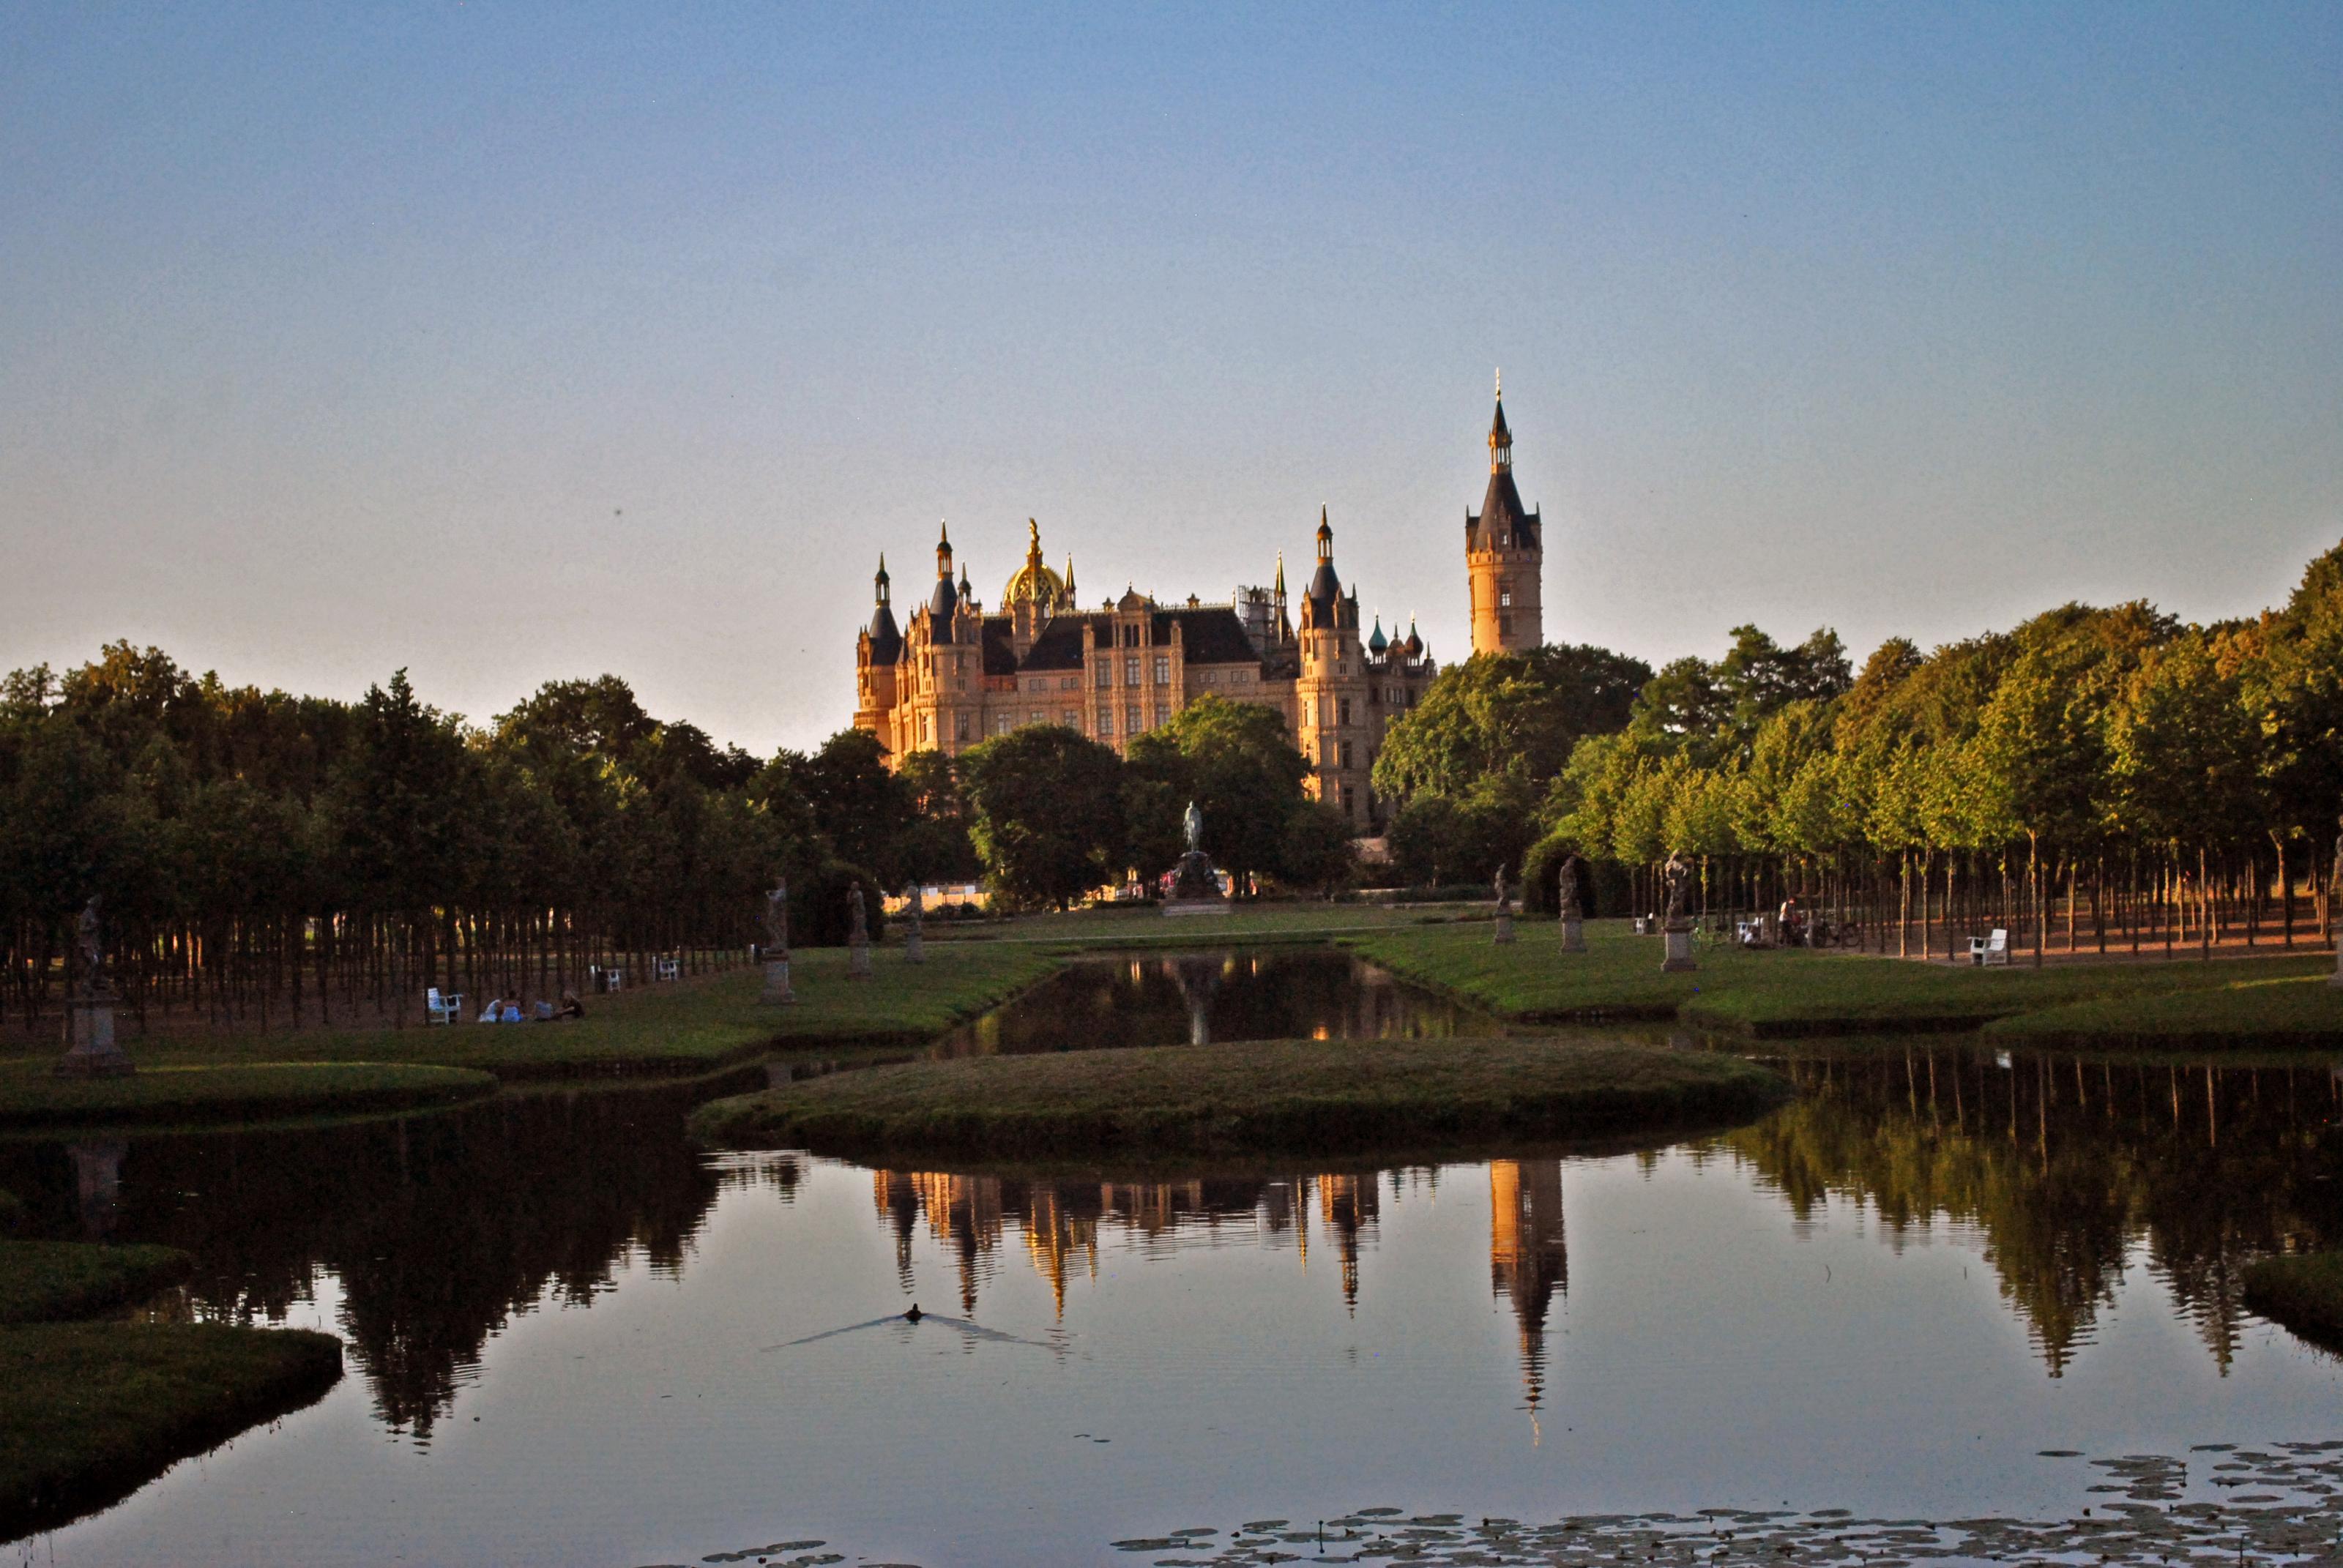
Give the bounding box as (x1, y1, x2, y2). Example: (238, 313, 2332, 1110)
(0, 1233, 344, 1542)
(689, 1034, 1792, 1163)
(0, 1061, 498, 1131)
(2243, 1252, 2343, 1351)
(0, 1321, 343, 1542)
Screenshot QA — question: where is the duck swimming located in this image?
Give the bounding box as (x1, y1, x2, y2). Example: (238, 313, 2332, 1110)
(904, 1303, 923, 1323)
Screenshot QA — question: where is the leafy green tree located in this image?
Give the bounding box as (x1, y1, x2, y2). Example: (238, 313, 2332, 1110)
(1372, 645, 1648, 804)
(1278, 799, 1358, 896)
(960, 725, 1127, 909)
(1125, 695, 1311, 882)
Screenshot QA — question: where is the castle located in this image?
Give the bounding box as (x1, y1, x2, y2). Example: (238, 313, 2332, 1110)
(853, 387, 1545, 830)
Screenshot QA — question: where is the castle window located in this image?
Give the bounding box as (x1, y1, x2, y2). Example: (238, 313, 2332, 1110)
(994, 714, 1013, 736)
(1341, 785, 1356, 815)
(1125, 658, 1141, 687)
(1154, 656, 1170, 685)
(1340, 741, 1355, 769)
(1338, 698, 1352, 725)
(920, 714, 931, 744)
(1154, 706, 1168, 727)
(1029, 709, 1043, 726)
(1098, 710, 1114, 736)
(1096, 662, 1111, 689)
(1061, 676, 1078, 690)
(956, 714, 970, 742)
(1060, 709, 1076, 727)
(1500, 614, 1513, 636)
(1499, 586, 1512, 608)
(1126, 704, 1142, 733)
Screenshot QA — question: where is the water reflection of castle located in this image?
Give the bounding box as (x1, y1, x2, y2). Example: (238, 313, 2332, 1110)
(871, 1160, 1567, 1410)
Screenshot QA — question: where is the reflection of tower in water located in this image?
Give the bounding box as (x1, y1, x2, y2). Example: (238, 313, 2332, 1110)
(1489, 1160, 1567, 1420)
(1317, 1173, 1380, 1312)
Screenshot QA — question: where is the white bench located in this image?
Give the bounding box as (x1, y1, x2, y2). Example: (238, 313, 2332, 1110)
(425, 988, 464, 1026)
(1970, 928, 2011, 967)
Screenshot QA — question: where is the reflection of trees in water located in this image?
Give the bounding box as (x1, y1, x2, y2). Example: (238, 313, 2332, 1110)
(0, 1080, 776, 1440)
(1711, 1048, 2343, 1374)
(869, 1161, 1567, 1407)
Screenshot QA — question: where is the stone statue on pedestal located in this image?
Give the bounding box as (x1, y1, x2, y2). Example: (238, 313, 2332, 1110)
(847, 883, 873, 979)
(759, 881, 796, 1004)
(1557, 855, 1587, 953)
(57, 894, 133, 1077)
(1660, 851, 1698, 973)
(2331, 815, 2343, 989)
(903, 882, 926, 965)
(1164, 799, 1231, 916)
(1492, 863, 1516, 944)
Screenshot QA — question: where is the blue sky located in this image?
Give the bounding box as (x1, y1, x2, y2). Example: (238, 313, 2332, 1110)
(4, 3, 2336, 750)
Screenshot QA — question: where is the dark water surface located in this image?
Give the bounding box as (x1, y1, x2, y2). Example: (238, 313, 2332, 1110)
(928, 947, 1507, 1054)
(10, 952, 2343, 1565)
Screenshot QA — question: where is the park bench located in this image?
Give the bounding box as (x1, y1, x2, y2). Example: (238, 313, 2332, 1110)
(1970, 928, 2011, 967)
(425, 987, 464, 1026)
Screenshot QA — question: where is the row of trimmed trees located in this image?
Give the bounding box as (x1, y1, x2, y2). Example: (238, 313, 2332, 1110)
(0, 654, 929, 1035)
(1375, 541, 2343, 957)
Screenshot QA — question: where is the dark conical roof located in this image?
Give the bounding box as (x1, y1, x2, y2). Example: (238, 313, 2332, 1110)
(867, 604, 902, 664)
(1368, 616, 1388, 654)
(1307, 504, 1341, 608)
(928, 573, 959, 619)
(1490, 395, 1511, 447)
(1470, 467, 1539, 552)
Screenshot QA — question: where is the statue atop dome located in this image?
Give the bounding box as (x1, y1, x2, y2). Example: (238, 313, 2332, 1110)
(1001, 518, 1070, 613)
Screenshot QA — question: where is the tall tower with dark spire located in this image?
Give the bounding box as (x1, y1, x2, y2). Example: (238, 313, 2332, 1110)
(1465, 373, 1543, 657)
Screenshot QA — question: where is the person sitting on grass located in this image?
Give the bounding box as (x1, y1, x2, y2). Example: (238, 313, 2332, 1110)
(501, 1000, 522, 1024)
(477, 996, 506, 1023)
(556, 990, 585, 1021)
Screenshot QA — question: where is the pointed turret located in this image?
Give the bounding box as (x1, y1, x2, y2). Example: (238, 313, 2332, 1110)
(928, 520, 960, 619)
(1306, 505, 1341, 610)
(1368, 613, 1388, 655)
(868, 554, 903, 663)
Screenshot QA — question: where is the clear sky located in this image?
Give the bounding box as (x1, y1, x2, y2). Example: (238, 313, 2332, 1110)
(4, 4, 2337, 753)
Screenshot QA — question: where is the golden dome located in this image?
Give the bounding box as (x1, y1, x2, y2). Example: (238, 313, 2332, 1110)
(1002, 519, 1069, 611)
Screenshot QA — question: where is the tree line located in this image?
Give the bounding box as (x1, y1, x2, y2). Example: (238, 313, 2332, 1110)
(1373, 540, 2343, 957)
(0, 652, 1344, 1036)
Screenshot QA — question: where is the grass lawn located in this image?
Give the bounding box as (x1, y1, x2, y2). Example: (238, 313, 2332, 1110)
(0, 944, 1061, 1129)
(689, 1032, 1790, 1164)
(0, 1241, 192, 1325)
(2243, 1252, 2343, 1351)
(0, 1061, 498, 1131)
(0, 1322, 342, 1542)
(1985, 971, 2343, 1049)
(1345, 919, 2337, 1039)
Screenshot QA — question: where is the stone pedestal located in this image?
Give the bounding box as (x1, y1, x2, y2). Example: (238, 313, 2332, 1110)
(904, 925, 924, 963)
(760, 956, 796, 1006)
(1661, 921, 1699, 973)
(1493, 909, 1515, 944)
(56, 996, 133, 1078)
(848, 937, 873, 980)
(1163, 849, 1229, 916)
(1560, 915, 1586, 953)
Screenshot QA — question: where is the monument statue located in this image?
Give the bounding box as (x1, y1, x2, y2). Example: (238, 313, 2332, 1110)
(1663, 852, 1692, 922)
(903, 881, 926, 965)
(1557, 854, 1587, 953)
(846, 882, 873, 979)
(764, 881, 790, 953)
(1165, 800, 1230, 916)
(76, 895, 106, 997)
(1491, 862, 1516, 944)
(1660, 851, 1697, 972)
(759, 880, 796, 1005)
(57, 894, 131, 1077)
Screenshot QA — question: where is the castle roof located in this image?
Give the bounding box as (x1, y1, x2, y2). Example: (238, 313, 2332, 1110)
(866, 604, 902, 664)
(978, 606, 1275, 676)
(1467, 467, 1540, 552)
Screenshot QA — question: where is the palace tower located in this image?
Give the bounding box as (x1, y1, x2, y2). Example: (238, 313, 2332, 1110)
(1464, 375, 1543, 656)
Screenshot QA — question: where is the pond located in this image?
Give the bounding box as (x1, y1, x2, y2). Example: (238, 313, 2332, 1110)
(9, 952, 2343, 1565)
